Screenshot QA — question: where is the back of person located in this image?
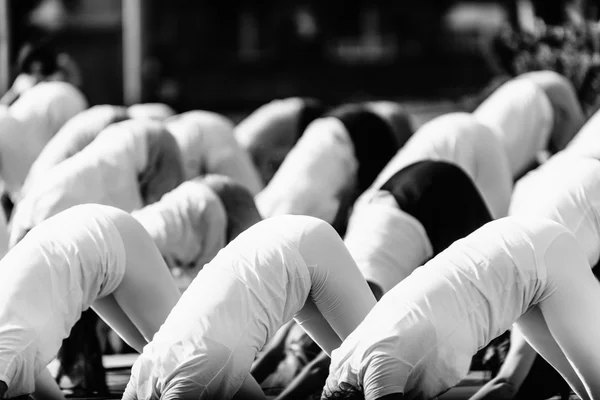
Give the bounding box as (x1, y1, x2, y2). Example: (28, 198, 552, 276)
(5, 81, 87, 196)
(255, 118, 358, 223)
(357, 112, 512, 219)
(326, 217, 564, 399)
(9, 81, 87, 150)
(510, 154, 600, 266)
(8, 128, 146, 247)
(473, 78, 554, 177)
(0, 205, 125, 398)
(126, 215, 319, 400)
(131, 179, 228, 283)
(22, 105, 129, 197)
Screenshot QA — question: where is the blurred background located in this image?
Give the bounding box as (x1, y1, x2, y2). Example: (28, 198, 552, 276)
(2, 2, 600, 398)
(1, 0, 600, 116)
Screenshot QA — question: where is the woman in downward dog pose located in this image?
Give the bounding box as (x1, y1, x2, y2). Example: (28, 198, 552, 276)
(165, 111, 264, 195)
(257, 112, 513, 398)
(357, 112, 512, 219)
(269, 160, 495, 400)
(345, 160, 494, 299)
(473, 70, 585, 178)
(0, 204, 182, 400)
(64, 175, 263, 394)
(123, 214, 377, 400)
(132, 174, 262, 287)
(21, 105, 129, 198)
(471, 154, 600, 400)
(126, 103, 176, 121)
(9, 119, 185, 247)
(255, 102, 408, 230)
(1, 81, 87, 199)
(514, 71, 585, 152)
(234, 97, 328, 184)
(324, 216, 600, 400)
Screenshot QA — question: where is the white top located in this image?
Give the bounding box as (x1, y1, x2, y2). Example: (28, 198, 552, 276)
(127, 103, 175, 121)
(2, 82, 87, 197)
(326, 217, 565, 400)
(9, 121, 152, 247)
(256, 117, 358, 224)
(22, 105, 127, 198)
(0, 110, 26, 198)
(344, 203, 433, 295)
(165, 111, 263, 195)
(510, 154, 600, 267)
(234, 97, 304, 151)
(131, 179, 228, 284)
(473, 78, 554, 177)
(126, 215, 320, 400)
(357, 112, 512, 219)
(564, 109, 600, 160)
(0, 204, 126, 398)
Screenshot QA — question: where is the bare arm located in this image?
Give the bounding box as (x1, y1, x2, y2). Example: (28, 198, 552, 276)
(469, 328, 537, 400)
(232, 374, 268, 400)
(32, 369, 65, 400)
(275, 350, 330, 400)
(251, 320, 295, 383)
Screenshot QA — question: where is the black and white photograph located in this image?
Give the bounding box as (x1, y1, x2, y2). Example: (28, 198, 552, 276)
(0, 0, 600, 399)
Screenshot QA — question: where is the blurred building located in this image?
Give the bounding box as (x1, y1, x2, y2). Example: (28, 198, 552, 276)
(1, 0, 521, 110)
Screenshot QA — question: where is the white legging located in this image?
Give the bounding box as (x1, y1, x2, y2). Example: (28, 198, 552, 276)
(127, 103, 176, 121)
(514, 230, 600, 400)
(472, 155, 600, 400)
(293, 218, 377, 353)
(564, 107, 600, 160)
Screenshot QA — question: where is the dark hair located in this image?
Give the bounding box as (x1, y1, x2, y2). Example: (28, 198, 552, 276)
(17, 41, 59, 76)
(326, 103, 399, 196)
(297, 97, 328, 139)
(380, 160, 492, 255)
(200, 174, 263, 241)
(322, 383, 365, 400)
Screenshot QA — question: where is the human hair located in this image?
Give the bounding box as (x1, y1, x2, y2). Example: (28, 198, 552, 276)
(17, 41, 59, 76)
(321, 383, 365, 400)
(201, 174, 263, 241)
(297, 97, 328, 138)
(365, 101, 414, 148)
